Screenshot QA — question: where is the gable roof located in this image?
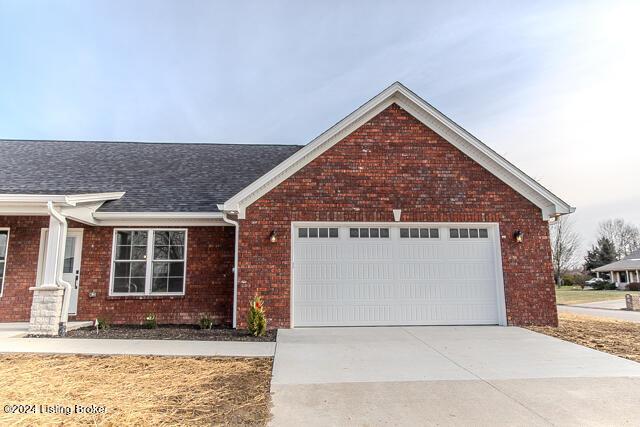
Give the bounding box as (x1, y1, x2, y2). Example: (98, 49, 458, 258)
(0, 140, 303, 212)
(220, 82, 575, 219)
(593, 249, 640, 272)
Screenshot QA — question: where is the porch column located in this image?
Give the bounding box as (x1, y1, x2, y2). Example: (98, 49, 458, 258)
(596, 272, 600, 279)
(28, 205, 69, 336)
(611, 271, 617, 287)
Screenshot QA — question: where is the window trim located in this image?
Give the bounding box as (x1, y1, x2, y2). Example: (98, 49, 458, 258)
(109, 228, 188, 297)
(0, 228, 9, 298)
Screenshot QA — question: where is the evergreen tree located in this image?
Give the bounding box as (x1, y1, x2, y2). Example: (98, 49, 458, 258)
(584, 237, 617, 272)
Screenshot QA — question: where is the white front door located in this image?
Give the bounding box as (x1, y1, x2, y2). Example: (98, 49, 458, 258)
(63, 231, 83, 315)
(292, 223, 505, 327)
(38, 229, 83, 315)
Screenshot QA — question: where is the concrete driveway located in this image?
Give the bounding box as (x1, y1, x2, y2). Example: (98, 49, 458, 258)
(270, 326, 640, 426)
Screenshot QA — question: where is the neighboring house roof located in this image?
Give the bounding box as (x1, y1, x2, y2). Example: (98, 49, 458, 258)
(593, 249, 640, 272)
(0, 140, 303, 212)
(220, 82, 575, 219)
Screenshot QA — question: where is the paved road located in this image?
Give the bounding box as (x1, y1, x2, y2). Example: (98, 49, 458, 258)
(270, 326, 640, 426)
(558, 304, 640, 323)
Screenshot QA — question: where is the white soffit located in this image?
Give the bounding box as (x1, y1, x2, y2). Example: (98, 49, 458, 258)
(221, 82, 574, 220)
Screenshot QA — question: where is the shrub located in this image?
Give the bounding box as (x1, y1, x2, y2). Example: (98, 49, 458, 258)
(561, 272, 590, 287)
(247, 295, 267, 337)
(144, 313, 157, 329)
(96, 317, 110, 330)
(199, 314, 213, 330)
(627, 283, 640, 291)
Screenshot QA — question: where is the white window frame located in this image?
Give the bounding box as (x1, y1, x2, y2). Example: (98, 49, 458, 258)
(109, 228, 188, 297)
(0, 228, 9, 298)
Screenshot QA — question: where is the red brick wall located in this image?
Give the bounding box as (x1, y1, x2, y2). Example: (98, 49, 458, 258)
(0, 216, 49, 321)
(237, 104, 557, 328)
(0, 218, 235, 325)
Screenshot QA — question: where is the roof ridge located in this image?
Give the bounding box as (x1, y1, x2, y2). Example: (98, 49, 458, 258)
(0, 139, 304, 147)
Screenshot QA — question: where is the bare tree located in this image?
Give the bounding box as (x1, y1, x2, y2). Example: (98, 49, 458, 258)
(549, 216, 581, 286)
(597, 218, 640, 259)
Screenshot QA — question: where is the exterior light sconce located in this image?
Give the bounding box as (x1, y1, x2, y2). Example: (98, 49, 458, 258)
(513, 230, 524, 243)
(269, 230, 277, 243)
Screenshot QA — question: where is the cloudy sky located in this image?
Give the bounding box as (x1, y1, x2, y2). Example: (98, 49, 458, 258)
(1, 0, 638, 254)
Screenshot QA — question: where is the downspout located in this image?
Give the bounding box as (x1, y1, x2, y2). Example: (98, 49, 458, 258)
(222, 211, 239, 328)
(47, 201, 73, 331)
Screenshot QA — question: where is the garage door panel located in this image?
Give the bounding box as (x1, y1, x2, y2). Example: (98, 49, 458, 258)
(293, 224, 502, 326)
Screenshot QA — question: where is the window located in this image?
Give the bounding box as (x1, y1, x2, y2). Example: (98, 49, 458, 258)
(400, 228, 439, 238)
(298, 227, 339, 238)
(0, 230, 8, 296)
(349, 227, 389, 238)
(111, 229, 187, 295)
(449, 228, 489, 239)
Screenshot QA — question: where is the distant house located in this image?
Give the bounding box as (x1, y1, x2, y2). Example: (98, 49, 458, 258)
(593, 249, 640, 288)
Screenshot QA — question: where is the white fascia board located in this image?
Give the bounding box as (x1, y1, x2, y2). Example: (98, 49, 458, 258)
(221, 82, 575, 220)
(92, 211, 228, 226)
(0, 192, 126, 220)
(0, 203, 51, 215)
(0, 194, 68, 203)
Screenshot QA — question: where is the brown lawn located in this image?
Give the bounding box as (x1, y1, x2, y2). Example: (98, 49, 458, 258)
(0, 355, 272, 426)
(555, 287, 640, 305)
(529, 313, 640, 363)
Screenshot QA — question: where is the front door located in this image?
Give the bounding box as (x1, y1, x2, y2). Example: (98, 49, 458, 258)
(63, 231, 83, 315)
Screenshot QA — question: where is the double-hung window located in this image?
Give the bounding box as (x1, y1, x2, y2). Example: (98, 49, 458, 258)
(111, 229, 187, 295)
(0, 229, 8, 296)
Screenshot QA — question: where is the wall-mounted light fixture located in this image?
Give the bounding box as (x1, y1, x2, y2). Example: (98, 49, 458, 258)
(269, 230, 277, 243)
(513, 230, 524, 243)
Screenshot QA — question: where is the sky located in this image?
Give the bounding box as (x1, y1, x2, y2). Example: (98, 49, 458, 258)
(0, 0, 638, 256)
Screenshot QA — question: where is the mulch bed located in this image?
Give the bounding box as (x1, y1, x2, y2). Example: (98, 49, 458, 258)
(0, 355, 272, 426)
(528, 313, 640, 363)
(31, 325, 277, 342)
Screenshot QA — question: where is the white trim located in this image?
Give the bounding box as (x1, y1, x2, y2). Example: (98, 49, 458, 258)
(0, 228, 9, 298)
(221, 82, 574, 220)
(222, 212, 239, 328)
(64, 192, 125, 206)
(35, 228, 84, 287)
(93, 212, 226, 227)
(108, 228, 188, 297)
(290, 221, 508, 327)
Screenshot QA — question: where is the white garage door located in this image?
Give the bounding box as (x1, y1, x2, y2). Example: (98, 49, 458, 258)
(293, 224, 505, 327)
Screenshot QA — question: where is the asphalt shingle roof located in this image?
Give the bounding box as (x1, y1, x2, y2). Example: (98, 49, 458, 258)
(0, 140, 304, 212)
(593, 249, 640, 272)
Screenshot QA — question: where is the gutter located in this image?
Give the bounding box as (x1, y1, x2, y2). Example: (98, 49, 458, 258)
(222, 212, 239, 328)
(47, 202, 73, 333)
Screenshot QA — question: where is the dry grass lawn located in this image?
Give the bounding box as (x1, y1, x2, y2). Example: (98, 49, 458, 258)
(555, 287, 640, 305)
(0, 355, 272, 426)
(529, 313, 640, 363)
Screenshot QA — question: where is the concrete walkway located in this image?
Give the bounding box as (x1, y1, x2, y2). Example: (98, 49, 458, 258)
(571, 299, 627, 310)
(270, 326, 640, 426)
(558, 304, 640, 323)
(0, 321, 92, 338)
(0, 337, 275, 357)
